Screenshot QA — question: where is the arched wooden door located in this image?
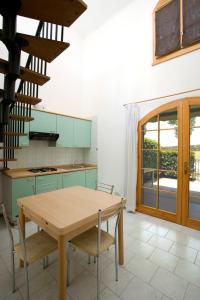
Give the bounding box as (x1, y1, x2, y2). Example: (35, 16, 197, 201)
(137, 97, 200, 230)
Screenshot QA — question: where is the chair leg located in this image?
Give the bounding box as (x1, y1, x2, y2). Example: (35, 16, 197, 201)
(94, 256, 96, 264)
(114, 241, 118, 282)
(24, 263, 30, 300)
(67, 243, 72, 286)
(45, 256, 49, 268)
(42, 257, 46, 269)
(88, 255, 91, 264)
(11, 250, 16, 293)
(97, 256, 100, 300)
(106, 221, 109, 233)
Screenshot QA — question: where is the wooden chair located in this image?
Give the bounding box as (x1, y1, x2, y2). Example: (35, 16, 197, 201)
(68, 199, 123, 300)
(1, 202, 57, 300)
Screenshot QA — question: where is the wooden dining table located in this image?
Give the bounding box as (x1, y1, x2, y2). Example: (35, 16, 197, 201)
(17, 186, 125, 300)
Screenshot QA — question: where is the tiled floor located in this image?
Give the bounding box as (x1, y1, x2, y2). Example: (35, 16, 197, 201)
(1, 211, 200, 300)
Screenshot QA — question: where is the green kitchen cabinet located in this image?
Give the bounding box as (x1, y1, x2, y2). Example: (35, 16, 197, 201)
(11, 177, 35, 219)
(56, 115, 74, 147)
(85, 169, 97, 190)
(36, 174, 62, 194)
(63, 171, 86, 188)
(30, 110, 57, 133)
(74, 119, 91, 148)
(19, 122, 30, 147)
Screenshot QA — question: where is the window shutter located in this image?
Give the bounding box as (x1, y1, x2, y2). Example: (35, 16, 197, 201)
(155, 0, 180, 57)
(182, 0, 200, 47)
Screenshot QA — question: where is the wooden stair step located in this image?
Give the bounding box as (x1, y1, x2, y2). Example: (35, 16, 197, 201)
(16, 93, 42, 105)
(0, 58, 50, 85)
(4, 132, 27, 136)
(9, 115, 34, 122)
(0, 159, 17, 162)
(17, 33, 70, 63)
(18, 0, 87, 27)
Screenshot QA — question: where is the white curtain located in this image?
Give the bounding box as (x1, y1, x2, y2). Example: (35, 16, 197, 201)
(124, 103, 139, 212)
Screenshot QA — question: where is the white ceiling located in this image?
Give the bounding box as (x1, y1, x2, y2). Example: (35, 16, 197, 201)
(73, 0, 134, 37)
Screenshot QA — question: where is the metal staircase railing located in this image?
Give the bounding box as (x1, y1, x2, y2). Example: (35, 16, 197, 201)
(0, 0, 87, 169)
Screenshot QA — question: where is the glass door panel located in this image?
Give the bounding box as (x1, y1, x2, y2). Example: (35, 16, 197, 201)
(138, 99, 200, 229)
(159, 191, 177, 213)
(188, 106, 200, 221)
(139, 104, 180, 222)
(160, 109, 178, 129)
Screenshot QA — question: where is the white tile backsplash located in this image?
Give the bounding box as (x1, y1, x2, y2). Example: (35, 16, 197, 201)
(7, 140, 86, 169)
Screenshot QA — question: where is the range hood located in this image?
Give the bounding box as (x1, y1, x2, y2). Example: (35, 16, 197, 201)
(29, 131, 59, 141)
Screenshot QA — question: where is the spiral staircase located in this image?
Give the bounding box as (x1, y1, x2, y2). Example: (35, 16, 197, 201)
(0, 0, 87, 168)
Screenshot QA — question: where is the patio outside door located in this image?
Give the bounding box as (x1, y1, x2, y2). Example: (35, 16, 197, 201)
(137, 97, 200, 230)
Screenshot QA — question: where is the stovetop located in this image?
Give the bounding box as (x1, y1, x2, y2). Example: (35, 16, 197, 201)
(28, 167, 57, 173)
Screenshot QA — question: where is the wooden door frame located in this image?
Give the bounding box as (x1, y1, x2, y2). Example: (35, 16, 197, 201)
(137, 97, 200, 226)
(182, 97, 200, 230)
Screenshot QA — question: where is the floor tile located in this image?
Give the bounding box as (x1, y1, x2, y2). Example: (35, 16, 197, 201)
(100, 288, 121, 300)
(100, 263, 133, 296)
(67, 270, 105, 300)
(149, 248, 179, 272)
(19, 268, 56, 299)
(127, 238, 155, 258)
(184, 283, 200, 300)
(169, 243, 198, 263)
(147, 225, 169, 237)
(175, 260, 200, 287)
(125, 256, 158, 282)
(161, 220, 183, 232)
(128, 226, 153, 242)
(188, 238, 200, 251)
(121, 276, 163, 300)
(195, 251, 200, 266)
(148, 235, 173, 251)
(165, 230, 189, 246)
(150, 267, 188, 300)
(0, 271, 15, 300)
(2, 290, 23, 300)
(80, 253, 113, 275)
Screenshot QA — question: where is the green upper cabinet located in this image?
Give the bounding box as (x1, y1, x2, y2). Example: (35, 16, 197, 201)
(85, 169, 97, 190)
(56, 115, 74, 147)
(30, 110, 57, 133)
(12, 177, 35, 218)
(19, 122, 30, 147)
(36, 174, 62, 194)
(74, 119, 91, 148)
(63, 171, 86, 188)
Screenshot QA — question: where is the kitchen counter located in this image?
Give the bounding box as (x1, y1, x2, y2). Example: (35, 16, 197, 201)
(3, 164, 97, 179)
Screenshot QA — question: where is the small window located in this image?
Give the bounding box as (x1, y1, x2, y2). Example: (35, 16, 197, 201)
(153, 0, 200, 65)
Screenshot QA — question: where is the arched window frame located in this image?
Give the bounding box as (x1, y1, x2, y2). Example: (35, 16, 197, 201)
(153, 0, 200, 65)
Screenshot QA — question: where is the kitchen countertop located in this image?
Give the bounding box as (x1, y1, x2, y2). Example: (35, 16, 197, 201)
(3, 164, 97, 179)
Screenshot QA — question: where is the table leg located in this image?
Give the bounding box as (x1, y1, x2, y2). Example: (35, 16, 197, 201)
(118, 208, 124, 265)
(19, 206, 25, 268)
(58, 236, 67, 300)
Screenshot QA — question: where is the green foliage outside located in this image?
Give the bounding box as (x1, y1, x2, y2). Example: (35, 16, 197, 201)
(143, 138, 195, 179)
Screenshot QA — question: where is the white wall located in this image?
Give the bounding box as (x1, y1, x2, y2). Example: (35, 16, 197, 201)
(1, 0, 200, 200)
(81, 0, 200, 195)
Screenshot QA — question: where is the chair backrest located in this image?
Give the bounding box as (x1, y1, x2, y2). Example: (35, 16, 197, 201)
(97, 198, 124, 255)
(0, 202, 15, 251)
(97, 183, 114, 194)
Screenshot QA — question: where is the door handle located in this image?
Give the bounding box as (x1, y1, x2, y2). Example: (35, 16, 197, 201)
(184, 162, 189, 175)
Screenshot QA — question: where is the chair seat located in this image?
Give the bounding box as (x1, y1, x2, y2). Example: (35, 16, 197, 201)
(15, 230, 57, 265)
(71, 227, 115, 257)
